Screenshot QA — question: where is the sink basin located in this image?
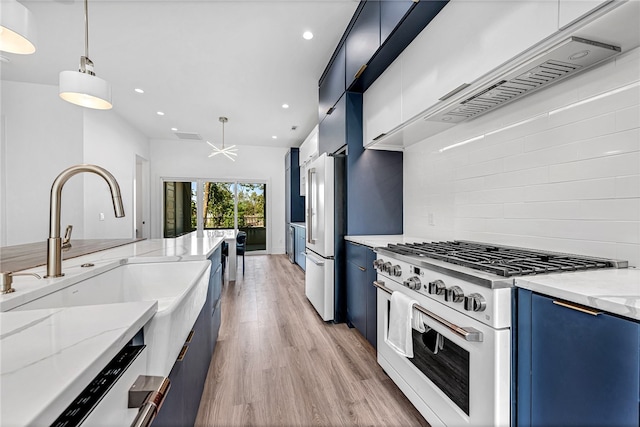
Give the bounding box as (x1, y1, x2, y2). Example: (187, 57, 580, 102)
(12, 260, 211, 375)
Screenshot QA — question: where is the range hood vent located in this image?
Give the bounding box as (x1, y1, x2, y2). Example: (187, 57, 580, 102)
(174, 131, 202, 140)
(426, 37, 621, 124)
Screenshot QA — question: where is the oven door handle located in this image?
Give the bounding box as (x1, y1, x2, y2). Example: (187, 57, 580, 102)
(373, 280, 484, 343)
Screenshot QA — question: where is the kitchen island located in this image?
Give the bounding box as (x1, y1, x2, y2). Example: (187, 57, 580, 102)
(0, 230, 227, 426)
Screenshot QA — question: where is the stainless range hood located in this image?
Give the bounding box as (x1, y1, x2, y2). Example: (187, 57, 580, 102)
(426, 36, 621, 124)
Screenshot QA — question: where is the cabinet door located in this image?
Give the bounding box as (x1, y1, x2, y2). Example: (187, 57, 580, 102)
(346, 242, 367, 334)
(319, 44, 346, 121)
(319, 93, 346, 155)
(380, 0, 414, 41)
(346, 0, 381, 87)
(296, 227, 306, 271)
(401, 0, 557, 122)
(365, 248, 378, 348)
(153, 356, 185, 427)
(363, 57, 402, 146)
(528, 292, 640, 427)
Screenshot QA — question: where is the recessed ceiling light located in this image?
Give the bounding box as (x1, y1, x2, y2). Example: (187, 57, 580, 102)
(282, 103, 289, 109)
(272, 135, 278, 139)
(303, 31, 313, 40)
(157, 111, 165, 116)
(134, 88, 144, 94)
(171, 127, 178, 131)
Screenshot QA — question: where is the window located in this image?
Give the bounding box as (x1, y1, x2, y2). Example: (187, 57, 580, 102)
(164, 179, 266, 251)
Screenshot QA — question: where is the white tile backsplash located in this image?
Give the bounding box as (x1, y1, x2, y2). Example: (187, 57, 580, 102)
(404, 47, 640, 267)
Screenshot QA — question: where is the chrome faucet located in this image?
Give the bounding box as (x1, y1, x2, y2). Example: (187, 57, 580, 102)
(46, 165, 125, 278)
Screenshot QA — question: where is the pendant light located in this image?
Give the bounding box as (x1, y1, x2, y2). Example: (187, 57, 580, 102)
(0, 0, 37, 54)
(58, 0, 112, 110)
(207, 117, 238, 161)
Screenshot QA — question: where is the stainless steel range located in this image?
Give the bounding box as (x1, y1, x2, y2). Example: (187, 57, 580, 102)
(373, 240, 626, 427)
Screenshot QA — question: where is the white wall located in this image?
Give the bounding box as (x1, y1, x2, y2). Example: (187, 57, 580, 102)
(404, 47, 640, 267)
(1, 81, 84, 245)
(0, 81, 149, 245)
(149, 139, 288, 254)
(83, 110, 150, 239)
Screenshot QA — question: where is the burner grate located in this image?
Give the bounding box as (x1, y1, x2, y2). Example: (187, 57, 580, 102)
(385, 241, 620, 277)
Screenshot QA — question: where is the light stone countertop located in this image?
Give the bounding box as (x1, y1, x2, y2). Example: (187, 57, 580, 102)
(344, 234, 422, 249)
(0, 301, 157, 426)
(515, 268, 640, 321)
(0, 231, 226, 426)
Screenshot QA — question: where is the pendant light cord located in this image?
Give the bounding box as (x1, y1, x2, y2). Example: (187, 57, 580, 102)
(84, 0, 89, 59)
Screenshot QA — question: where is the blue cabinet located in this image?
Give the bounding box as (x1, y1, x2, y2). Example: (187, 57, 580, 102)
(294, 225, 306, 271)
(285, 148, 304, 224)
(515, 289, 640, 427)
(345, 1, 380, 85)
(154, 248, 223, 427)
(345, 241, 377, 347)
(380, 1, 414, 42)
(319, 93, 347, 155)
(319, 44, 346, 122)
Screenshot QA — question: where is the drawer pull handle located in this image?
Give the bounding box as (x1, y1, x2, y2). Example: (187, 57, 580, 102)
(177, 345, 189, 361)
(128, 375, 171, 427)
(358, 266, 366, 272)
(185, 330, 195, 343)
(354, 64, 367, 79)
(553, 300, 602, 316)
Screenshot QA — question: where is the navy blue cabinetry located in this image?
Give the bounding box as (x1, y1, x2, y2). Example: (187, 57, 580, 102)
(294, 225, 306, 271)
(285, 148, 304, 223)
(515, 289, 640, 427)
(319, 44, 346, 121)
(380, 1, 413, 42)
(346, 241, 378, 347)
(154, 248, 223, 427)
(345, 1, 380, 85)
(319, 93, 348, 155)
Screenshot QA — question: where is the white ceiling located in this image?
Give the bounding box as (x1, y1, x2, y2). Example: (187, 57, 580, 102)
(1, 0, 360, 148)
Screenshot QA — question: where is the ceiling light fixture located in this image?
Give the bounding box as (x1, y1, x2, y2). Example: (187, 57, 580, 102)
(272, 135, 277, 139)
(0, 0, 37, 54)
(207, 116, 238, 161)
(156, 111, 165, 116)
(282, 103, 289, 109)
(171, 127, 178, 131)
(303, 31, 313, 40)
(134, 88, 144, 94)
(59, 0, 112, 109)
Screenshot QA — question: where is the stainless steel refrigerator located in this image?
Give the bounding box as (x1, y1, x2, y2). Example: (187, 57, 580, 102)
(304, 152, 345, 322)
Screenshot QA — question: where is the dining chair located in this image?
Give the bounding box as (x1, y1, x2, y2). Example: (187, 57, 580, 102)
(236, 231, 247, 275)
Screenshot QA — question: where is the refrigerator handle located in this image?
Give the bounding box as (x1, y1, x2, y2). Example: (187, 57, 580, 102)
(305, 251, 324, 266)
(307, 167, 316, 244)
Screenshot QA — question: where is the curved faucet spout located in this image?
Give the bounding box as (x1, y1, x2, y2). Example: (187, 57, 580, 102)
(46, 164, 125, 278)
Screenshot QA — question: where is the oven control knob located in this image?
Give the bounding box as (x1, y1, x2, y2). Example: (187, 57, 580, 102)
(403, 276, 421, 290)
(390, 265, 402, 277)
(444, 286, 464, 303)
(464, 293, 487, 312)
(373, 259, 385, 270)
(428, 280, 446, 295)
(382, 262, 392, 273)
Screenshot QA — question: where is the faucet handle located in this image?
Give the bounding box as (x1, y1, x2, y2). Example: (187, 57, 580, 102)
(62, 225, 73, 250)
(1, 272, 42, 294)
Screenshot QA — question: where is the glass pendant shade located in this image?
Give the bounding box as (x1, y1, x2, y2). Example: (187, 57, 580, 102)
(0, 0, 37, 54)
(59, 70, 112, 110)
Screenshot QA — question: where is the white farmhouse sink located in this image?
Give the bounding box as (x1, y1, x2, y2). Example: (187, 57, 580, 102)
(12, 260, 211, 375)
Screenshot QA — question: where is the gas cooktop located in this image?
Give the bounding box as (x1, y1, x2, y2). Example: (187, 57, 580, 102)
(379, 241, 628, 278)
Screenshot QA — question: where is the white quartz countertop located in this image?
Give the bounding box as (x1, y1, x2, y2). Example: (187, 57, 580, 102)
(0, 301, 157, 426)
(344, 234, 422, 249)
(516, 268, 640, 321)
(0, 231, 225, 312)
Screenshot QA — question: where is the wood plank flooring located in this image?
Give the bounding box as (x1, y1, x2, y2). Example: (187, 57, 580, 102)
(195, 254, 430, 427)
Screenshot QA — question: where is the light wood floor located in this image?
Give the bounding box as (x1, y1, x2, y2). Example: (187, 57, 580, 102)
(195, 254, 430, 427)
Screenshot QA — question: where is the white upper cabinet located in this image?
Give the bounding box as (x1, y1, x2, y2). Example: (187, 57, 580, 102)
(559, 0, 610, 29)
(299, 125, 318, 196)
(401, 0, 558, 123)
(363, 58, 402, 146)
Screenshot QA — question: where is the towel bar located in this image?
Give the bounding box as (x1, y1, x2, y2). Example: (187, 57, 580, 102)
(373, 280, 483, 343)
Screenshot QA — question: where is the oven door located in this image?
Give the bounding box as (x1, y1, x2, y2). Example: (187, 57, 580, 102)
(376, 279, 510, 427)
